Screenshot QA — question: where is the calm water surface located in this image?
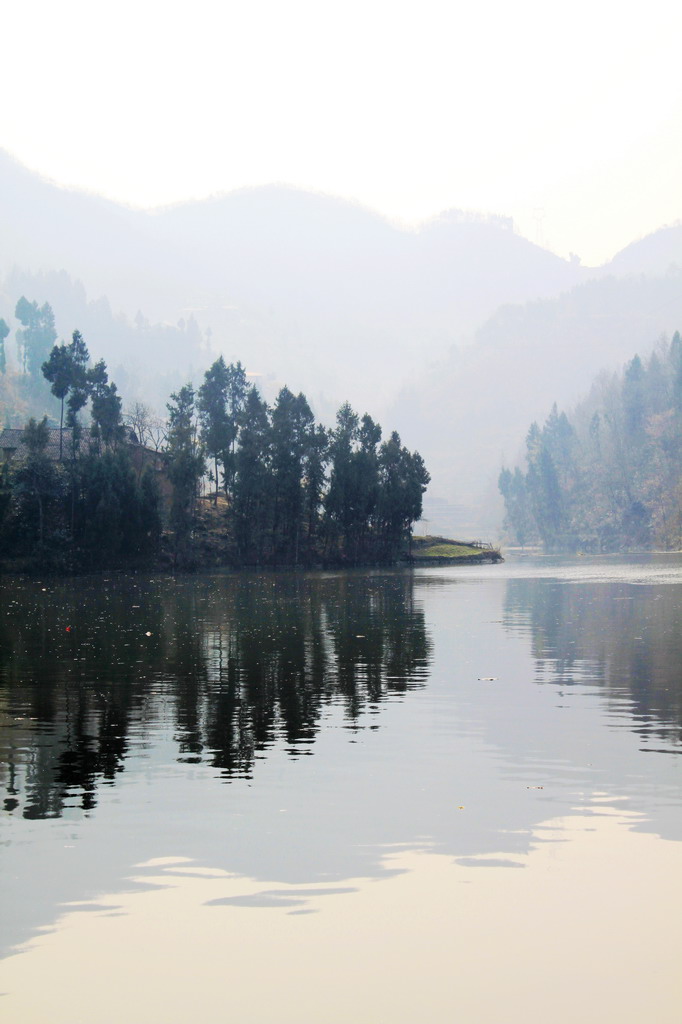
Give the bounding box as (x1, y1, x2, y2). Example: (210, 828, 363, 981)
(1, 556, 681, 1022)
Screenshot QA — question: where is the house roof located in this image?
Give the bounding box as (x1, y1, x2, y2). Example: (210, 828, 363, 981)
(0, 427, 74, 461)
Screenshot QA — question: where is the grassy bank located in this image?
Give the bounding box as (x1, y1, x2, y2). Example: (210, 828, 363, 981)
(410, 536, 503, 564)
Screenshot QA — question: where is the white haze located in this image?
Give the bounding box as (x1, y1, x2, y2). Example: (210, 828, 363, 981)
(2, 2, 682, 537)
(2, 0, 682, 266)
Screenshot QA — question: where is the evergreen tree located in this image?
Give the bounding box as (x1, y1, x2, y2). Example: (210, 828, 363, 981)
(324, 402, 359, 553)
(351, 414, 382, 559)
(75, 449, 158, 564)
(302, 423, 329, 551)
(270, 387, 315, 562)
(166, 384, 205, 564)
(622, 354, 646, 438)
(376, 432, 429, 559)
(15, 298, 57, 378)
(224, 361, 248, 500)
(500, 333, 682, 551)
(12, 417, 62, 551)
(138, 469, 162, 554)
(498, 467, 534, 547)
(41, 342, 72, 459)
(88, 359, 124, 451)
(197, 356, 231, 504)
(233, 385, 272, 561)
(65, 330, 91, 457)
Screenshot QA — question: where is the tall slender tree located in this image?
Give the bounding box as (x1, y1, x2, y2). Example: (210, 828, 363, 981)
(89, 359, 124, 451)
(325, 402, 360, 554)
(233, 385, 272, 561)
(65, 330, 91, 457)
(41, 343, 72, 459)
(197, 356, 231, 504)
(166, 384, 205, 564)
(224, 361, 248, 500)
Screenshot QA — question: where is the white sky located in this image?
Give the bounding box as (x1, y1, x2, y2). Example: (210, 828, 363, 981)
(2, 0, 681, 266)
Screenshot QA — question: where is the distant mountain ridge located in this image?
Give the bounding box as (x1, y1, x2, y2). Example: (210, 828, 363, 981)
(3, 148, 682, 536)
(0, 148, 586, 408)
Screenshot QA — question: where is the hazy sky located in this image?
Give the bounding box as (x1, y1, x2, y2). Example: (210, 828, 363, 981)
(2, 0, 681, 266)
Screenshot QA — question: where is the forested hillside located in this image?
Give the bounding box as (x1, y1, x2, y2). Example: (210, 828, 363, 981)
(499, 333, 682, 551)
(0, 298, 429, 571)
(395, 269, 682, 536)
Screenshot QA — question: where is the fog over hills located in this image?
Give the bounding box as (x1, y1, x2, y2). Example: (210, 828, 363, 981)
(0, 149, 584, 408)
(394, 270, 682, 535)
(2, 148, 681, 536)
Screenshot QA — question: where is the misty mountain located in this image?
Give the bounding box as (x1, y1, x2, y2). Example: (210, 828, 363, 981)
(0, 149, 586, 415)
(607, 222, 682, 278)
(3, 148, 682, 538)
(397, 270, 682, 536)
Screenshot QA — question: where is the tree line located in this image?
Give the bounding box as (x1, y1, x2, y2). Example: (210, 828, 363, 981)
(499, 332, 682, 551)
(0, 297, 429, 569)
(167, 357, 429, 566)
(1, 317, 162, 568)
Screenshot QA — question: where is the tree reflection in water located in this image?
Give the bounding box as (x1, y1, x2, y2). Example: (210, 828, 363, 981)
(0, 572, 431, 819)
(503, 577, 682, 749)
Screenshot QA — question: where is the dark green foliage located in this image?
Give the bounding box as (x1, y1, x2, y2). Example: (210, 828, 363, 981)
(500, 334, 682, 551)
(197, 358, 248, 504)
(88, 359, 124, 451)
(198, 356, 231, 503)
(166, 384, 205, 564)
(139, 469, 163, 552)
(271, 387, 316, 563)
(232, 385, 273, 562)
(325, 402, 360, 551)
(376, 432, 430, 560)
(303, 423, 330, 548)
(224, 361, 247, 498)
(2, 298, 430, 570)
(323, 408, 427, 563)
(7, 417, 64, 554)
(231, 393, 426, 566)
(74, 450, 159, 565)
(64, 330, 91, 457)
(41, 342, 72, 458)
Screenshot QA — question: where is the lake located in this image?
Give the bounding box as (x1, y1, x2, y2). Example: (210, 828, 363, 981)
(1, 556, 681, 1022)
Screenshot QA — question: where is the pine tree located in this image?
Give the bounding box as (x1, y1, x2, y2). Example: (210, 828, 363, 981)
(324, 402, 359, 554)
(12, 417, 62, 551)
(65, 330, 91, 457)
(41, 343, 72, 459)
(89, 359, 124, 452)
(166, 384, 205, 564)
(233, 386, 272, 561)
(197, 356, 231, 504)
(15, 298, 57, 379)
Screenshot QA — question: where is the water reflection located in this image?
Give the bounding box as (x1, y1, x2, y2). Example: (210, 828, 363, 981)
(503, 577, 682, 750)
(0, 572, 431, 819)
(2, 808, 681, 1024)
(3, 561, 682, 971)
